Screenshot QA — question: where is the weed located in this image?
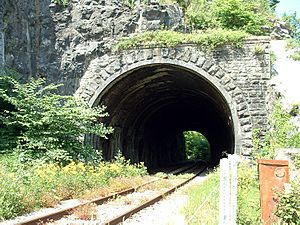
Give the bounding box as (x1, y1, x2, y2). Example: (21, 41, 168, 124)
(182, 169, 219, 225)
(138, 179, 174, 191)
(290, 51, 300, 61)
(73, 203, 97, 220)
(237, 163, 261, 224)
(275, 183, 300, 224)
(254, 44, 265, 55)
(53, 0, 69, 6)
(0, 156, 148, 221)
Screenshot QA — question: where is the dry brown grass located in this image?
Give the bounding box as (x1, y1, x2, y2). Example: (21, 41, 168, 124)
(81, 187, 111, 200)
(40, 192, 60, 208)
(55, 185, 75, 200)
(81, 176, 151, 200)
(138, 179, 174, 192)
(73, 203, 97, 220)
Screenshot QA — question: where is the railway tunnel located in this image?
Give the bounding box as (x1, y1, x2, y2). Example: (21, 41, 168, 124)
(91, 63, 236, 170)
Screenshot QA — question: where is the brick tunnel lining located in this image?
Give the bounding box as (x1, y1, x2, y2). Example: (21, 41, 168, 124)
(94, 64, 235, 169)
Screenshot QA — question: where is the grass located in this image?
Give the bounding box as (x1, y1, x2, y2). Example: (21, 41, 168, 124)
(73, 203, 97, 220)
(0, 154, 148, 221)
(182, 170, 219, 225)
(290, 51, 300, 61)
(113, 29, 249, 52)
(182, 164, 261, 225)
(237, 163, 261, 224)
(286, 38, 300, 61)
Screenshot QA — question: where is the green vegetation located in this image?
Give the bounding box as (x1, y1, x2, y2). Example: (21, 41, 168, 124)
(0, 72, 149, 221)
(183, 131, 211, 161)
(254, 44, 266, 55)
(183, 164, 260, 224)
(269, 0, 280, 11)
(275, 183, 300, 224)
(114, 29, 248, 51)
(237, 163, 261, 224)
(0, 73, 113, 165)
(117, 0, 275, 51)
(289, 51, 300, 61)
(283, 12, 300, 61)
(252, 102, 300, 163)
(283, 12, 300, 40)
(53, 0, 69, 6)
(122, 0, 136, 8)
(183, 169, 219, 225)
(0, 153, 147, 221)
(286, 39, 300, 61)
(186, 0, 271, 35)
(252, 102, 300, 224)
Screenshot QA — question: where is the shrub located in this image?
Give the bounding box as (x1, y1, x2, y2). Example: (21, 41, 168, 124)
(0, 75, 113, 164)
(212, 0, 269, 35)
(186, 0, 220, 30)
(185, 0, 271, 35)
(282, 12, 300, 40)
(53, 0, 69, 6)
(252, 102, 300, 160)
(286, 39, 300, 61)
(0, 171, 27, 220)
(275, 183, 300, 224)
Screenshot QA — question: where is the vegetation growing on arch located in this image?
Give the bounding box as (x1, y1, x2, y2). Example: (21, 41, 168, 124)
(113, 29, 248, 51)
(53, 0, 69, 6)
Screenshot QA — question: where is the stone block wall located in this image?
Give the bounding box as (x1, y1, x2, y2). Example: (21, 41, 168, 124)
(76, 37, 271, 157)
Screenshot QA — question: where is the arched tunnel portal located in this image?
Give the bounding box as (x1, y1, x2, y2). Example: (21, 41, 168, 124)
(91, 63, 238, 170)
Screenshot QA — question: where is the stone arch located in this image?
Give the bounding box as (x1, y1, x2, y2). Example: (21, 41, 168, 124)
(76, 46, 253, 167)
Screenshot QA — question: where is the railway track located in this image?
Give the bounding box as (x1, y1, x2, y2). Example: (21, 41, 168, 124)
(14, 162, 206, 225)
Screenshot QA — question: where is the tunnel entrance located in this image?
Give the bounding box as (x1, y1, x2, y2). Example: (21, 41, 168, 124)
(183, 131, 211, 162)
(92, 63, 235, 169)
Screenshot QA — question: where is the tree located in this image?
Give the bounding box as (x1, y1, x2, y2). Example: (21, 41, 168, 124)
(184, 131, 211, 161)
(283, 12, 300, 40)
(269, 0, 280, 11)
(0, 74, 113, 164)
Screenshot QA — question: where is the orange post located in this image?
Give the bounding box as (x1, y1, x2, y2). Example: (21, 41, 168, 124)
(258, 159, 289, 225)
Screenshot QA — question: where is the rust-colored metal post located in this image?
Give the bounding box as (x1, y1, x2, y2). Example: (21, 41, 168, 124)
(258, 159, 289, 225)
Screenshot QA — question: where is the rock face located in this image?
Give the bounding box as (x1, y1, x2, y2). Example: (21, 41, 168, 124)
(270, 19, 292, 40)
(0, 0, 184, 93)
(0, 0, 271, 167)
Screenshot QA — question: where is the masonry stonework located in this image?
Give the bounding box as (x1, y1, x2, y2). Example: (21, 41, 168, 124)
(76, 37, 271, 158)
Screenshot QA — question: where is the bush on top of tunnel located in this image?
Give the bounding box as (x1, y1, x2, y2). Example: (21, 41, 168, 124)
(0, 73, 113, 164)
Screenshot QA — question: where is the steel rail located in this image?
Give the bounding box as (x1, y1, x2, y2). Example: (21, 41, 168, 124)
(16, 163, 197, 225)
(102, 164, 207, 225)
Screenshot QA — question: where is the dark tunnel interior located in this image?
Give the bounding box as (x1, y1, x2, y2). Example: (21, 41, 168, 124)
(93, 64, 235, 169)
